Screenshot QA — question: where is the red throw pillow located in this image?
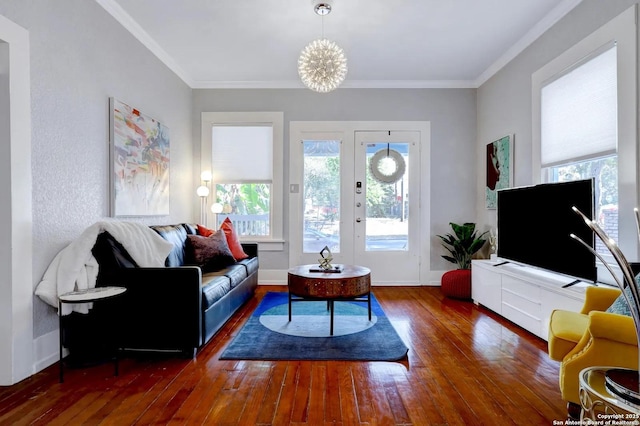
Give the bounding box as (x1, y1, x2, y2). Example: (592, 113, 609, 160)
(220, 217, 249, 261)
(197, 224, 215, 237)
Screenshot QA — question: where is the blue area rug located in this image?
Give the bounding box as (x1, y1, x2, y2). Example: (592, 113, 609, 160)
(220, 292, 408, 361)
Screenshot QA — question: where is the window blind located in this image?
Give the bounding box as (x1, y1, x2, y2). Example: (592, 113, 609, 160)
(541, 45, 617, 167)
(212, 125, 273, 182)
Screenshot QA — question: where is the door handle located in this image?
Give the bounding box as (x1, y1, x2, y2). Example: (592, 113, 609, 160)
(356, 217, 362, 223)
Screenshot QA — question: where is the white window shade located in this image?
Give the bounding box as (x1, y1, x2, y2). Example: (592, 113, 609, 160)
(541, 46, 617, 167)
(212, 125, 273, 182)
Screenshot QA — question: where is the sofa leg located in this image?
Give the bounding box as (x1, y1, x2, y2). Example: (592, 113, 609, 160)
(567, 402, 581, 420)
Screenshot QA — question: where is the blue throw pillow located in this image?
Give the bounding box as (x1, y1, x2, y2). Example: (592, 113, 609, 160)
(606, 274, 640, 316)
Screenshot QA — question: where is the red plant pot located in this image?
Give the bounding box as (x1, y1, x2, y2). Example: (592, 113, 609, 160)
(441, 269, 472, 300)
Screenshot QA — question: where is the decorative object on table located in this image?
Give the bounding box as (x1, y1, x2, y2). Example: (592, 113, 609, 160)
(437, 222, 488, 299)
(298, 1, 348, 93)
(316, 245, 335, 270)
(220, 292, 408, 361)
(570, 206, 640, 373)
(485, 134, 513, 209)
(369, 144, 406, 184)
(110, 98, 170, 216)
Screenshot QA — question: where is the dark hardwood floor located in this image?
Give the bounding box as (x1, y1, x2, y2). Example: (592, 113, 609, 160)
(0, 286, 567, 425)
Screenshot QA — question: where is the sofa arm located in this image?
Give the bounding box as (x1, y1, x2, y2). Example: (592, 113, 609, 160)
(588, 310, 638, 345)
(579, 286, 621, 314)
(241, 243, 258, 258)
(112, 266, 203, 353)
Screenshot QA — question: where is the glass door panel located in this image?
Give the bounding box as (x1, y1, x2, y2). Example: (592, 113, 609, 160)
(364, 143, 409, 251)
(303, 140, 341, 253)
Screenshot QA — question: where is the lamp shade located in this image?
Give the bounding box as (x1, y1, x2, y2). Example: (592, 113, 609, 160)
(196, 185, 210, 197)
(211, 203, 223, 214)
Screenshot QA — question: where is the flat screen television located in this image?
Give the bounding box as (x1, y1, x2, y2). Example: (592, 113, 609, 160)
(497, 179, 597, 283)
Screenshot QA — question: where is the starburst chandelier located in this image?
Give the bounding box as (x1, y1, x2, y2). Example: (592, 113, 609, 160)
(298, 1, 348, 93)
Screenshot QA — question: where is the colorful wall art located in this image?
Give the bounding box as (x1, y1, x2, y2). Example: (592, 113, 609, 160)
(110, 98, 170, 216)
(485, 135, 513, 209)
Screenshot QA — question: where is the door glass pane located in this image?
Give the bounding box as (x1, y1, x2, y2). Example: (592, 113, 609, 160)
(365, 143, 409, 251)
(303, 140, 340, 253)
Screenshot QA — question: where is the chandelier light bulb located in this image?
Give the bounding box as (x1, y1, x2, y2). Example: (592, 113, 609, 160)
(298, 38, 348, 93)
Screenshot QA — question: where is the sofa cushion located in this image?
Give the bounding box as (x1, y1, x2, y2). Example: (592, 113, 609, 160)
(221, 264, 249, 287)
(151, 224, 189, 267)
(92, 231, 138, 287)
(237, 257, 259, 276)
(201, 273, 232, 309)
(92, 231, 138, 269)
(186, 231, 236, 272)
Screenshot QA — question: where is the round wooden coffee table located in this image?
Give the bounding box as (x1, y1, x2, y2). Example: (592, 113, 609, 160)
(287, 264, 371, 336)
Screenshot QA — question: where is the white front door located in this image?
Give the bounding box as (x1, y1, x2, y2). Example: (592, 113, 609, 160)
(289, 123, 423, 285)
(353, 131, 420, 283)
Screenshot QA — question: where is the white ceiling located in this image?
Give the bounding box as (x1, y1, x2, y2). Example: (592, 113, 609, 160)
(97, 0, 583, 89)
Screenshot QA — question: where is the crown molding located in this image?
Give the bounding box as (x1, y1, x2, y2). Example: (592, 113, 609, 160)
(94, 0, 194, 87)
(474, 0, 583, 87)
(192, 79, 477, 90)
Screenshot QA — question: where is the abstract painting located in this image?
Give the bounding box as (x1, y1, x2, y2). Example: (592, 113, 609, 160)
(485, 134, 513, 209)
(110, 98, 170, 216)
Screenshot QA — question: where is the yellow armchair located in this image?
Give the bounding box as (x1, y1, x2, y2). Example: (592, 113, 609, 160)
(548, 286, 638, 415)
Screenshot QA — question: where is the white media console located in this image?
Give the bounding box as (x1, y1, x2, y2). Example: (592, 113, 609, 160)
(471, 259, 595, 341)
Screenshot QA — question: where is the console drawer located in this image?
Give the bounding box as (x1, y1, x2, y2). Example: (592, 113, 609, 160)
(502, 287, 541, 316)
(502, 275, 540, 302)
(502, 302, 542, 337)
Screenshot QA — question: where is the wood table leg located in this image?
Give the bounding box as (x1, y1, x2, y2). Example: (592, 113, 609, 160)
(59, 300, 64, 383)
(330, 300, 334, 336)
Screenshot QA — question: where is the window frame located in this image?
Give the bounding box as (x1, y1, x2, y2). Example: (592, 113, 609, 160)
(532, 6, 637, 276)
(201, 112, 284, 250)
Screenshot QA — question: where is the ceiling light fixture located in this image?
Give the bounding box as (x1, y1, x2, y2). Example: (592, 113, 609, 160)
(298, 1, 348, 93)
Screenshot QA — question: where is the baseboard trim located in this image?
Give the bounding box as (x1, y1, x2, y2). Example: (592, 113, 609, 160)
(33, 330, 64, 373)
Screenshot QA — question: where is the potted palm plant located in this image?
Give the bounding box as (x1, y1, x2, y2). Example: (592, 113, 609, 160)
(437, 222, 487, 299)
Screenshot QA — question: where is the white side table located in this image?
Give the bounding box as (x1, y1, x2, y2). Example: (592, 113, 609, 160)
(58, 286, 127, 383)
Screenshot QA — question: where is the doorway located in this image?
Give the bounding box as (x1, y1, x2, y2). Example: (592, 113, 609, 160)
(289, 122, 428, 285)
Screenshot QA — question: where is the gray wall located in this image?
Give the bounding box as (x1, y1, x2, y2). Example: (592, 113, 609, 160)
(193, 88, 477, 271)
(0, 0, 194, 338)
(476, 0, 639, 231)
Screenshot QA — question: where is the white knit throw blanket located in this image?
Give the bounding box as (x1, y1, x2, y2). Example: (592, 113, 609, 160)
(35, 220, 173, 315)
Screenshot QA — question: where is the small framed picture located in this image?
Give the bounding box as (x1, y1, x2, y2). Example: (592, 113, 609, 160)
(485, 134, 513, 209)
